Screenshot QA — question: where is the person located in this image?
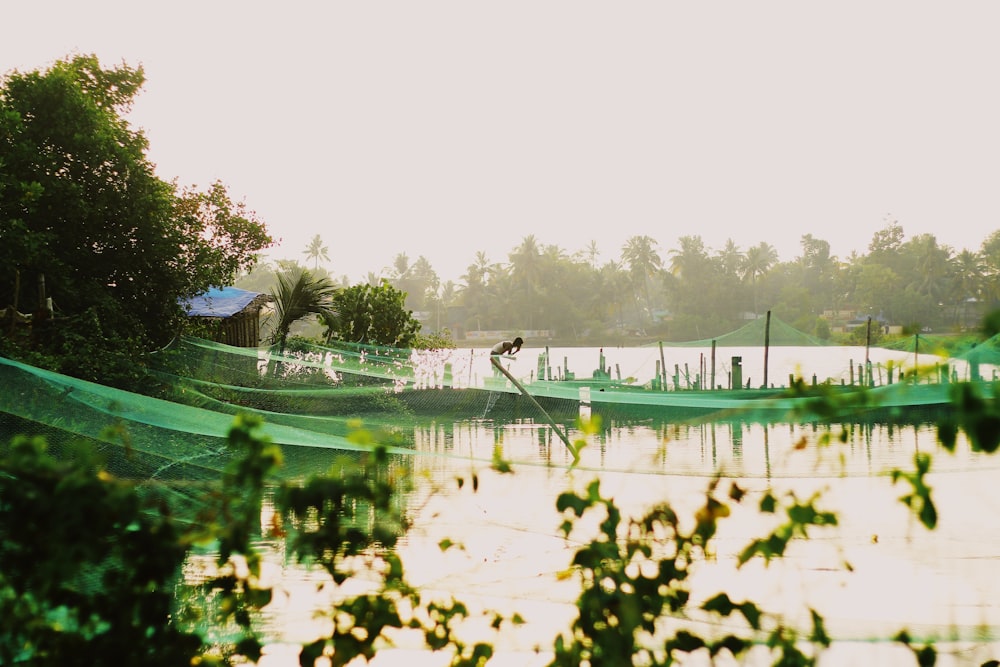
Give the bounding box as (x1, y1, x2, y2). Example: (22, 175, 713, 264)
(491, 336, 523, 356)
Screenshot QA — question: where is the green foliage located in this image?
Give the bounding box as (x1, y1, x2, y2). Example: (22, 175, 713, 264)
(0, 434, 202, 666)
(325, 281, 421, 347)
(265, 267, 337, 350)
(738, 490, 839, 565)
(0, 415, 519, 666)
(413, 327, 457, 350)
(895, 630, 938, 667)
(366, 223, 997, 343)
(891, 452, 938, 530)
(939, 380, 1000, 454)
(551, 477, 758, 666)
(0, 55, 272, 385)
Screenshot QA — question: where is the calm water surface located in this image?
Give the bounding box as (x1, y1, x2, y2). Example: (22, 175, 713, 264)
(213, 346, 1000, 666)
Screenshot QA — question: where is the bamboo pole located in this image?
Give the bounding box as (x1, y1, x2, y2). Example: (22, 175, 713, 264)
(490, 357, 574, 456)
(658, 341, 667, 391)
(865, 316, 872, 364)
(711, 340, 717, 390)
(763, 310, 771, 388)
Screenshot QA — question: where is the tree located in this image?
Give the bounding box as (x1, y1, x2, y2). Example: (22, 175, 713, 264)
(712, 239, 746, 324)
(266, 267, 337, 352)
(950, 249, 985, 328)
(0, 55, 271, 383)
(716, 239, 743, 278)
(324, 281, 420, 347)
(432, 279, 458, 333)
(667, 236, 713, 326)
(742, 242, 779, 314)
(621, 235, 663, 326)
(853, 262, 901, 323)
(391, 252, 410, 280)
(409, 255, 439, 312)
(868, 217, 905, 256)
(303, 234, 330, 270)
(979, 231, 1000, 308)
(866, 217, 907, 278)
(795, 234, 839, 314)
(578, 239, 600, 268)
(596, 261, 630, 333)
(508, 235, 544, 328)
(904, 234, 953, 327)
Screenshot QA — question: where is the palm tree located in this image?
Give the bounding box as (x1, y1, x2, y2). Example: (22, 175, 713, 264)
(391, 253, 410, 280)
(266, 267, 338, 353)
(907, 234, 952, 301)
(460, 251, 497, 333)
(742, 242, 778, 314)
(508, 235, 543, 327)
(950, 249, 985, 328)
(574, 239, 600, 268)
(621, 235, 663, 325)
(716, 239, 743, 278)
(668, 235, 709, 279)
(434, 280, 457, 331)
(302, 234, 330, 270)
(666, 236, 714, 319)
(407, 255, 438, 312)
(597, 260, 630, 332)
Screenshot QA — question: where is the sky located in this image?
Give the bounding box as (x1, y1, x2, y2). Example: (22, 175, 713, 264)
(4, 2, 1000, 285)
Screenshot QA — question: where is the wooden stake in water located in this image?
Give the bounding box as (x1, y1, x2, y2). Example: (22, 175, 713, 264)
(763, 310, 771, 389)
(658, 341, 667, 391)
(490, 356, 574, 456)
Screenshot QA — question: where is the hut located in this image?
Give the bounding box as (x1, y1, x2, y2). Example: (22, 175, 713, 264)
(183, 286, 270, 347)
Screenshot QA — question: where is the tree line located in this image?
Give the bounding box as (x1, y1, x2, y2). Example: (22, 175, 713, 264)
(281, 224, 1000, 345)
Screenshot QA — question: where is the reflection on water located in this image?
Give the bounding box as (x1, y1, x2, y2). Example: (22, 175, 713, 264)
(413, 412, 979, 479)
(188, 407, 1000, 667)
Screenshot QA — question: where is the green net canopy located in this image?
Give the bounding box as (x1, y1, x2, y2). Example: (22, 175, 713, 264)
(4, 332, 1000, 658)
(654, 314, 832, 347)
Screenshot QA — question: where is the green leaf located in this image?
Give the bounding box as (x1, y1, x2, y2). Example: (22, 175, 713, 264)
(759, 492, 777, 513)
(701, 593, 735, 616)
(668, 630, 706, 653)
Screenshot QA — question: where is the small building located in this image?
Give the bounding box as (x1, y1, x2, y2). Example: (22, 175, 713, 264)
(183, 286, 270, 347)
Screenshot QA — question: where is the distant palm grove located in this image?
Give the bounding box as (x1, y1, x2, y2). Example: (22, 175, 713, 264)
(261, 225, 1000, 345)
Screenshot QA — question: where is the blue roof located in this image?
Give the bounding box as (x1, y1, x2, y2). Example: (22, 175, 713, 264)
(183, 287, 266, 318)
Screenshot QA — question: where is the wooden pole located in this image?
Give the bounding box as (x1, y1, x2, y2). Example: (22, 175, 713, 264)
(658, 341, 667, 391)
(711, 340, 716, 390)
(763, 310, 771, 389)
(865, 316, 871, 364)
(490, 357, 574, 455)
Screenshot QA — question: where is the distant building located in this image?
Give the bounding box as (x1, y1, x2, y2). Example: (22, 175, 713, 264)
(821, 308, 901, 335)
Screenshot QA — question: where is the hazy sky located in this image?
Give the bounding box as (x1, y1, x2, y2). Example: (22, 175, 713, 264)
(5, 2, 1000, 284)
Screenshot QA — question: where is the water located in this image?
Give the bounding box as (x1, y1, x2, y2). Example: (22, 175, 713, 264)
(204, 346, 1000, 666)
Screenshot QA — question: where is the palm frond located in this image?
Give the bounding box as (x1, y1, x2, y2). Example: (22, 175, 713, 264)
(267, 268, 338, 347)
